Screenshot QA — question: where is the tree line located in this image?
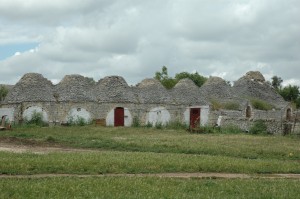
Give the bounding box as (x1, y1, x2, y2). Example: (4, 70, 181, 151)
(155, 66, 300, 108)
(270, 76, 300, 108)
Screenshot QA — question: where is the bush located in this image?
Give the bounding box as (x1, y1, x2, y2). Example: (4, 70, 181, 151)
(132, 117, 141, 128)
(24, 111, 47, 127)
(223, 102, 240, 110)
(210, 100, 223, 111)
(155, 122, 163, 129)
(210, 100, 240, 110)
(68, 116, 89, 126)
(250, 99, 274, 110)
(145, 122, 153, 128)
(249, 120, 268, 134)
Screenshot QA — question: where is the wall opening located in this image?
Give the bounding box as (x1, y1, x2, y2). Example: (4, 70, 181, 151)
(246, 106, 251, 118)
(114, 107, 124, 127)
(286, 108, 292, 121)
(190, 108, 200, 128)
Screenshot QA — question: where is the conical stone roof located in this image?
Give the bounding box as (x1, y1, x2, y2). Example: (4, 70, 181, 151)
(233, 71, 288, 108)
(5, 73, 55, 103)
(136, 78, 172, 104)
(54, 75, 95, 102)
(171, 78, 207, 105)
(93, 76, 138, 103)
(199, 76, 238, 102)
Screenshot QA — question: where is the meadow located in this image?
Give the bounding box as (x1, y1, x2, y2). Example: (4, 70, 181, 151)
(0, 126, 299, 198)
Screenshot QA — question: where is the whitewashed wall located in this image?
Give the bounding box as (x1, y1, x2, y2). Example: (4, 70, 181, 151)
(67, 108, 91, 123)
(23, 106, 48, 122)
(184, 106, 210, 126)
(106, 108, 132, 127)
(0, 108, 14, 122)
(146, 107, 170, 126)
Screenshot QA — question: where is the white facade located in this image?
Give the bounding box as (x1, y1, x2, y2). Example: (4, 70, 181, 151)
(146, 107, 171, 126)
(106, 108, 132, 127)
(23, 106, 48, 122)
(0, 108, 14, 122)
(67, 108, 92, 123)
(184, 106, 210, 126)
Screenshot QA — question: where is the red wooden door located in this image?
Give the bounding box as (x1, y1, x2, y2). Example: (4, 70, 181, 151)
(114, 107, 124, 127)
(190, 108, 200, 128)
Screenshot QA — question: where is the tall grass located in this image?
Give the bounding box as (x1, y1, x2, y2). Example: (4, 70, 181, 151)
(250, 98, 274, 110)
(0, 177, 300, 199)
(1, 126, 299, 161)
(0, 149, 299, 175)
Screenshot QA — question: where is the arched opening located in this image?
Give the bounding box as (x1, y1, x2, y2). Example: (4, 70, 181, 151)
(286, 108, 292, 121)
(106, 107, 132, 127)
(246, 106, 251, 118)
(146, 107, 171, 127)
(190, 108, 201, 128)
(66, 107, 91, 124)
(114, 107, 124, 127)
(23, 106, 48, 123)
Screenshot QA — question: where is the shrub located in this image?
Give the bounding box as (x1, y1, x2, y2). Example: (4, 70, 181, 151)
(68, 116, 89, 126)
(249, 120, 268, 134)
(25, 111, 47, 127)
(155, 122, 163, 129)
(132, 116, 141, 127)
(250, 99, 274, 110)
(223, 102, 240, 110)
(145, 122, 153, 128)
(210, 100, 240, 110)
(210, 100, 222, 111)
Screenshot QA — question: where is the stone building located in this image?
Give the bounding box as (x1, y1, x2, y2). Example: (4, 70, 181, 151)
(0, 71, 298, 134)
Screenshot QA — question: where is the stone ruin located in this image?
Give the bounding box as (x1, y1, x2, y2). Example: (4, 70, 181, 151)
(0, 71, 298, 134)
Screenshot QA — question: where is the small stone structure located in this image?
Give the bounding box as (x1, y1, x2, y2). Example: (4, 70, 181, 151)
(0, 71, 297, 134)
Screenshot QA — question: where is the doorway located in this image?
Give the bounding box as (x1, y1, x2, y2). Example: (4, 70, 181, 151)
(190, 108, 201, 128)
(114, 107, 124, 127)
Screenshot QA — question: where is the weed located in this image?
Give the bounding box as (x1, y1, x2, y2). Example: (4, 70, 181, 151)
(68, 116, 90, 126)
(155, 122, 163, 129)
(210, 100, 240, 110)
(249, 120, 268, 134)
(45, 136, 56, 143)
(132, 116, 141, 127)
(223, 102, 240, 110)
(250, 99, 274, 110)
(165, 120, 188, 130)
(24, 111, 47, 127)
(221, 125, 243, 134)
(144, 122, 152, 128)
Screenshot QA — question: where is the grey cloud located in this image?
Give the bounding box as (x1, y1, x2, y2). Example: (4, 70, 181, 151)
(0, 0, 299, 87)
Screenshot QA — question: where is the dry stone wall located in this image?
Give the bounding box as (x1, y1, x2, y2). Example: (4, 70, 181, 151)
(1, 71, 296, 134)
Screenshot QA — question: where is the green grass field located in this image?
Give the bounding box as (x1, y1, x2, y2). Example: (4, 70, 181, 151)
(1, 177, 300, 199)
(0, 126, 299, 198)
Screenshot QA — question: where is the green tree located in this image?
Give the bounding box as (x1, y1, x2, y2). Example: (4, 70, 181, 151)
(271, 76, 283, 91)
(295, 97, 300, 109)
(154, 66, 207, 89)
(279, 85, 299, 102)
(154, 66, 177, 89)
(175, 71, 207, 87)
(0, 86, 8, 101)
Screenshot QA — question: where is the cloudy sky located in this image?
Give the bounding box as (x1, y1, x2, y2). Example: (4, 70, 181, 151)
(0, 0, 299, 86)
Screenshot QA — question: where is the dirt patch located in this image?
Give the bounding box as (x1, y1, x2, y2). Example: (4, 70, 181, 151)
(0, 139, 95, 154)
